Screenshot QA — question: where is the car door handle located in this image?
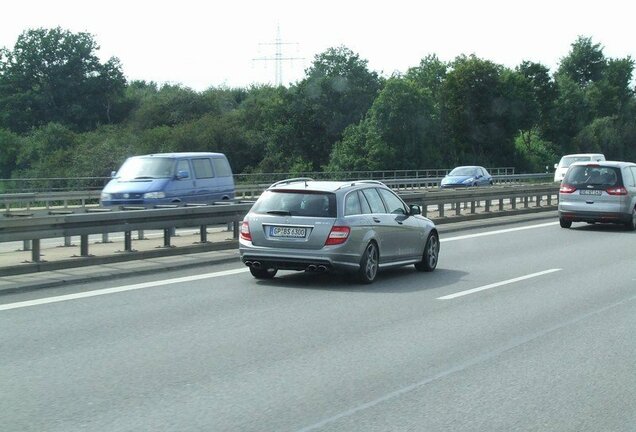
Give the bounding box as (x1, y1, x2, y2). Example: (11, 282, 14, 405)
(373, 217, 381, 223)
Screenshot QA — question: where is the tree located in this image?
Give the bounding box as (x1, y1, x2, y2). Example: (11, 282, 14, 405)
(327, 119, 392, 172)
(514, 128, 558, 173)
(441, 55, 519, 166)
(405, 54, 448, 103)
(516, 61, 557, 134)
(286, 46, 382, 170)
(0, 128, 21, 179)
(557, 36, 606, 87)
(0, 27, 127, 133)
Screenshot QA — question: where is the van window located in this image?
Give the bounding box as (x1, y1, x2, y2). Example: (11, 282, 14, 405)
(192, 158, 215, 179)
(212, 158, 232, 177)
(176, 159, 189, 176)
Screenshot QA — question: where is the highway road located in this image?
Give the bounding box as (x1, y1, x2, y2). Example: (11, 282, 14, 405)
(1, 218, 635, 431)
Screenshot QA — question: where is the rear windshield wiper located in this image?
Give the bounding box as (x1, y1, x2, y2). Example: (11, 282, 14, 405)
(266, 210, 292, 216)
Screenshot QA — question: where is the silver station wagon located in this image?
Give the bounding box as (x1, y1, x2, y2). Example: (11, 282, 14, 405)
(558, 161, 636, 230)
(239, 178, 440, 283)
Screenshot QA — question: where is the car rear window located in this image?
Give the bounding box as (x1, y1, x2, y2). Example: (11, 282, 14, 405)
(252, 190, 337, 217)
(563, 165, 622, 187)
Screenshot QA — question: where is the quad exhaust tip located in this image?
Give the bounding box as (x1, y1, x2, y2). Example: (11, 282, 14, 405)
(306, 264, 328, 272)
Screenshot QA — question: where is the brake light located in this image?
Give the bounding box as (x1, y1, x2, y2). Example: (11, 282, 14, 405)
(559, 184, 576, 194)
(325, 226, 350, 246)
(606, 186, 628, 195)
(240, 221, 252, 241)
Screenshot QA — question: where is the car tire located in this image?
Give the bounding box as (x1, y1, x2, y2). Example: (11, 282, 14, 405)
(625, 207, 636, 231)
(415, 232, 439, 272)
(249, 266, 278, 279)
(358, 242, 379, 284)
(559, 217, 572, 228)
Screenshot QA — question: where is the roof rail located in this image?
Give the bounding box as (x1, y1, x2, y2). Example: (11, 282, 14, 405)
(335, 179, 385, 191)
(269, 177, 315, 188)
(353, 180, 385, 185)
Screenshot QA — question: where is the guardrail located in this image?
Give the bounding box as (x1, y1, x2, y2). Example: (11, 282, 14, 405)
(1, 173, 553, 214)
(0, 203, 254, 264)
(0, 167, 519, 193)
(0, 184, 560, 275)
(400, 184, 559, 217)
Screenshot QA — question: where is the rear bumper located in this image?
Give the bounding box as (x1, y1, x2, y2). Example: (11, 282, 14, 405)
(239, 242, 360, 272)
(558, 210, 631, 224)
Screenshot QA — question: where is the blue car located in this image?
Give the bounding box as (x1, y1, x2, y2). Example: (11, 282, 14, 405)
(440, 166, 493, 188)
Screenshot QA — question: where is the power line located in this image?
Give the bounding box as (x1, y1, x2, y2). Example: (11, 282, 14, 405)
(253, 25, 304, 86)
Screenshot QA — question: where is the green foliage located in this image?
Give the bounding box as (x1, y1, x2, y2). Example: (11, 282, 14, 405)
(441, 55, 522, 166)
(514, 129, 558, 173)
(557, 36, 606, 87)
(0, 27, 127, 133)
(284, 46, 383, 170)
(328, 119, 392, 172)
(70, 126, 139, 177)
(14, 123, 77, 178)
(2, 31, 635, 181)
(0, 128, 22, 178)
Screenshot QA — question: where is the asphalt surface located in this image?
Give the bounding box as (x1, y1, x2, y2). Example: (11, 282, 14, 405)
(1, 213, 635, 431)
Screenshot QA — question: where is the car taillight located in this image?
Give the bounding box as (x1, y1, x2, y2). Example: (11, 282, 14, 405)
(240, 221, 252, 241)
(325, 226, 350, 246)
(559, 184, 576, 194)
(606, 186, 628, 195)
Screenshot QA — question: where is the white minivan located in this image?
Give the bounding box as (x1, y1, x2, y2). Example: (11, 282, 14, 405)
(554, 153, 605, 182)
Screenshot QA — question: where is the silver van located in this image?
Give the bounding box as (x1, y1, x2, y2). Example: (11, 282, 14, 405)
(558, 161, 636, 230)
(100, 152, 235, 208)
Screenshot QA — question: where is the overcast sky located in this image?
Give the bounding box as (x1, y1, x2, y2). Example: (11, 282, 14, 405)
(1, 0, 634, 91)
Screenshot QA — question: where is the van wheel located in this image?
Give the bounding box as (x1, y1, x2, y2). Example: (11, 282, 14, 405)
(358, 242, 379, 284)
(626, 207, 636, 231)
(249, 266, 278, 279)
(415, 232, 439, 272)
(559, 217, 572, 228)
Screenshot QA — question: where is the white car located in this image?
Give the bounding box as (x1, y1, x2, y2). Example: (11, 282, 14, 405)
(554, 153, 605, 182)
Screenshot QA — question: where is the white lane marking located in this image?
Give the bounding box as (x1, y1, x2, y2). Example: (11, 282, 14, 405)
(0, 268, 249, 311)
(441, 221, 558, 243)
(437, 268, 562, 300)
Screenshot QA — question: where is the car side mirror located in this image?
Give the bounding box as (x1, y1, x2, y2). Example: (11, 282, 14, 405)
(554, 163, 558, 169)
(176, 170, 189, 179)
(111, 170, 117, 178)
(409, 205, 421, 216)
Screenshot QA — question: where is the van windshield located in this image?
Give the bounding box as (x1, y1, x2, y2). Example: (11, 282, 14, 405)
(116, 157, 175, 180)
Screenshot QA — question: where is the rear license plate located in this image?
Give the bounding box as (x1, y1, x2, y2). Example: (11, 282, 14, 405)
(270, 226, 307, 238)
(580, 190, 602, 196)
